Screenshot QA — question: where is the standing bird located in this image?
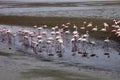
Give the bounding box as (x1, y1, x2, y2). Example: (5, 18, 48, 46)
(46, 40, 54, 57)
(71, 35, 78, 56)
(103, 37, 110, 58)
(37, 27, 43, 35)
(100, 26, 107, 32)
(23, 36, 30, 49)
(80, 37, 88, 57)
(87, 22, 93, 28)
(83, 31, 89, 39)
(29, 31, 36, 47)
(92, 26, 98, 32)
(103, 22, 109, 28)
(6, 30, 13, 45)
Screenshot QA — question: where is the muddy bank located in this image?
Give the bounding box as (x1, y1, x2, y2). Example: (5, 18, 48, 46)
(0, 15, 113, 26)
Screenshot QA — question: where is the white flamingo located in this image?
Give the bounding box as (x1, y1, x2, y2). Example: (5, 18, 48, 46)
(83, 31, 89, 38)
(103, 37, 110, 52)
(92, 26, 98, 31)
(100, 26, 107, 32)
(6, 29, 13, 44)
(103, 37, 110, 58)
(87, 22, 93, 27)
(37, 27, 43, 35)
(103, 22, 109, 27)
(71, 36, 78, 56)
(23, 36, 30, 49)
(0, 27, 7, 43)
(57, 39, 64, 57)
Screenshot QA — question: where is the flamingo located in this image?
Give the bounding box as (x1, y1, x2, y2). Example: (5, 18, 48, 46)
(103, 37, 110, 58)
(29, 31, 36, 47)
(100, 26, 107, 32)
(46, 40, 54, 56)
(103, 22, 109, 27)
(83, 31, 89, 38)
(42, 25, 48, 33)
(56, 31, 61, 36)
(87, 22, 93, 27)
(37, 39, 43, 54)
(37, 27, 42, 35)
(111, 29, 117, 33)
(80, 37, 88, 57)
(32, 41, 39, 54)
(0, 27, 7, 43)
(33, 25, 37, 28)
(113, 25, 120, 29)
(113, 19, 120, 25)
(115, 30, 120, 35)
(6, 29, 13, 44)
(73, 31, 79, 35)
(73, 24, 78, 31)
(80, 21, 87, 30)
(37, 35, 42, 40)
(47, 37, 54, 47)
(63, 25, 69, 32)
(83, 21, 87, 27)
(51, 31, 56, 36)
(64, 30, 70, 44)
(55, 25, 59, 32)
(92, 26, 98, 31)
(33, 25, 37, 34)
(23, 36, 30, 49)
(71, 35, 78, 56)
(66, 22, 71, 26)
(57, 39, 64, 57)
(80, 26, 85, 30)
(89, 40, 98, 58)
(78, 36, 84, 54)
(41, 31, 47, 37)
(41, 31, 47, 48)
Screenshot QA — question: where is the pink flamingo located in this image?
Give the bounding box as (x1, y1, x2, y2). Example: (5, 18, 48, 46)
(23, 36, 30, 49)
(103, 37, 110, 58)
(0, 27, 7, 43)
(57, 39, 64, 57)
(71, 35, 78, 56)
(46, 40, 54, 56)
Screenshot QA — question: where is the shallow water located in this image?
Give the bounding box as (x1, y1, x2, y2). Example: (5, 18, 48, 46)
(0, 24, 120, 72)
